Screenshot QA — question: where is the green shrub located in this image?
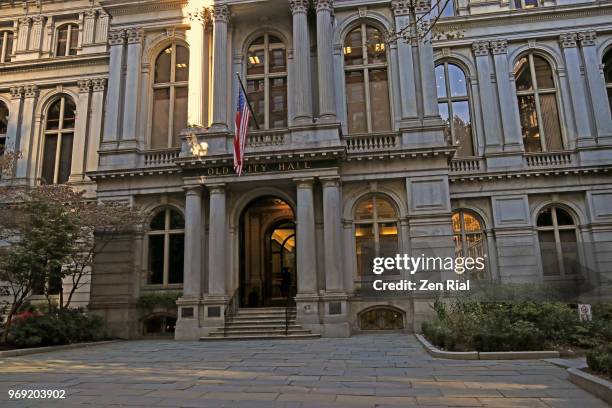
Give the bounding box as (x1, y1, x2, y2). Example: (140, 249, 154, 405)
(136, 292, 181, 312)
(586, 344, 612, 378)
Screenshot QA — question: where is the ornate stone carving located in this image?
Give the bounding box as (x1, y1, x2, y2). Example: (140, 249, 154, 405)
(289, 0, 309, 15)
(559, 32, 577, 48)
(391, 0, 410, 16)
(316, 0, 333, 12)
(78, 79, 92, 93)
(10, 86, 24, 99)
(85, 8, 98, 19)
(108, 29, 126, 46)
(24, 85, 39, 98)
(126, 28, 144, 44)
(189, 6, 212, 24)
(490, 40, 507, 55)
(18, 17, 32, 26)
(578, 30, 596, 47)
(472, 41, 489, 57)
(212, 4, 230, 23)
(92, 78, 106, 92)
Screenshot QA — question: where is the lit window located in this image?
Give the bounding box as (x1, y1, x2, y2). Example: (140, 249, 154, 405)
(41, 96, 75, 184)
(452, 210, 487, 280)
(147, 208, 185, 286)
(536, 206, 579, 277)
(151, 44, 189, 149)
(0, 31, 14, 63)
(246, 34, 287, 130)
(359, 307, 404, 330)
(344, 24, 391, 134)
(515, 54, 562, 152)
(55, 24, 78, 57)
(604, 50, 612, 117)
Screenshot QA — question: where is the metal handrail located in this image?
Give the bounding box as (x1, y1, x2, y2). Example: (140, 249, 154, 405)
(223, 288, 240, 337)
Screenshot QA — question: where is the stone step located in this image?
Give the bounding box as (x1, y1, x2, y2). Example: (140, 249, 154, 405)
(209, 329, 313, 336)
(227, 318, 296, 324)
(223, 323, 302, 330)
(232, 311, 296, 318)
(201, 333, 320, 341)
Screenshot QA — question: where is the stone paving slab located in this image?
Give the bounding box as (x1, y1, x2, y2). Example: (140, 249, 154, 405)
(0, 334, 607, 407)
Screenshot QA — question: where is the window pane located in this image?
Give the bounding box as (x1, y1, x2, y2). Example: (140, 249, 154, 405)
(173, 87, 188, 146)
(448, 64, 467, 97)
(155, 47, 172, 83)
(41, 134, 57, 184)
(366, 26, 386, 64)
(452, 100, 473, 156)
(379, 222, 398, 259)
(533, 56, 554, 89)
(355, 224, 374, 278)
(538, 231, 559, 276)
(269, 48, 286, 73)
(0, 101, 8, 134)
(148, 235, 164, 284)
(58, 133, 73, 184)
(152, 88, 170, 149)
(346, 71, 367, 133)
(438, 102, 451, 141)
(0, 136, 5, 156)
(608, 88, 612, 116)
(435, 65, 447, 98)
(68, 25, 78, 55)
(559, 230, 578, 275)
(247, 79, 265, 130)
(168, 234, 184, 284)
(537, 207, 553, 227)
(375, 197, 396, 219)
(462, 212, 482, 232)
(175, 45, 189, 82)
(539, 93, 562, 151)
(344, 28, 363, 66)
(62, 97, 76, 129)
(555, 208, 574, 226)
(369, 69, 391, 132)
(46, 100, 62, 130)
(269, 77, 287, 129)
(56, 26, 68, 56)
(604, 51, 612, 83)
(517, 94, 541, 152)
(452, 212, 461, 233)
(355, 197, 374, 220)
(515, 57, 533, 91)
(150, 211, 166, 230)
(524, 0, 538, 8)
(247, 46, 265, 76)
(1, 32, 13, 62)
(440, 0, 455, 17)
(169, 210, 184, 229)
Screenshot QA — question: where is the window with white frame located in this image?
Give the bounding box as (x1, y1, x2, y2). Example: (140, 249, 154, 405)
(41, 95, 75, 184)
(147, 208, 185, 286)
(246, 34, 288, 130)
(514, 53, 563, 152)
(536, 206, 579, 278)
(344, 23, 392, 134)
(0, 100, 8, 157)
(55, 24, 78, 57)
(436, 62, 474, 156)
(151, 44, 189, 149)
(604, 49, 612, 116)
(0, 31, 14, 63)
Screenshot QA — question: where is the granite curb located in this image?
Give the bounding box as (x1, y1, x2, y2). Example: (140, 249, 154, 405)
(0, 340, 122, 358)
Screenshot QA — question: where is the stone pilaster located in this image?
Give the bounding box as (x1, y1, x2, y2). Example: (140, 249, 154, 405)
(187, 8, 211, 127)
(2, 87, 24, 178)
(290, 0, 313, 124)
(414, 1, 438, 119)
(321, 177, 344, 292)
(183, 186, 204, 298)
(86, 78, 105, 173)
(207, 183, 227, 296)
(210, 5, 230, 131)
(83, 9, 97, 45)
(295, 178, 318, 294)
(391, 0, 418, 120)
(315, 0, 336, 121)
(16, 17, 31, 52)
(121, 28, 144, 148)
(15, 85, 38, 181)
(29, 15, 44, 52)
(102, 29, 126, 146)
(70, 79, 92, 181)
(95, 10, 110, 44)
(473, 41, 502, 154)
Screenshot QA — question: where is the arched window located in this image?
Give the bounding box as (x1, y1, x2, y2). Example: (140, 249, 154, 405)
(41, 95, 76, 184)
(354, 195, 398, 279)
(147, 208, 185, 286)
(452, 210, 487, 279)
(436, 62, 473, 156)
(514, 54, 562, 152)
(0, 31, 14, 63)
(344, 24, 391, 134)
(55, 24, 78, 57)
(151, 44, 189, 149)
(359, 307, 404, 330)
(246, 34, 288, 129)
(432, 0, 456, 17)
(604, 49, 612, 116)
(0, 101, 8, 156)
(536, 206, 579, 277)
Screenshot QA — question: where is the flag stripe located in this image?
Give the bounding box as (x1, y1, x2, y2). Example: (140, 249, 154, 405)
(234, 85, 251, 176)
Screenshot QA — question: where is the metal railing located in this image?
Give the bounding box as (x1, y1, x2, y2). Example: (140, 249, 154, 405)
(223, 288, 240, 337)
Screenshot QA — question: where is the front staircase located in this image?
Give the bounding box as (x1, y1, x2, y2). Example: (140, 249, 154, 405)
(200, 307, 320, 341)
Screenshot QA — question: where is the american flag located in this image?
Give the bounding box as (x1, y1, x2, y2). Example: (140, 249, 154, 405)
(233, 86, 251, 176)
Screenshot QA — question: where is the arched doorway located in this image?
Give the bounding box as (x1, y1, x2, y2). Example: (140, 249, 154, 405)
(240, 196, 296, 307)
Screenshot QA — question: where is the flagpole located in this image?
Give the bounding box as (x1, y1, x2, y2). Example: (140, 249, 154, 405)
(236, 72, 260, 130)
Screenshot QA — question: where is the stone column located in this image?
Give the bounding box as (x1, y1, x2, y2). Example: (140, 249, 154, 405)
(86, 78, 105, 173)
(490, 40, 523, 152)
(290, 0, 313, 124)
(473, 41, 502, 153)
(315, 0, 336, 121)
(210, 5, 230, 131)
(121, 28, 143, 147)
(70, 79, 92, 181)
(415, 1, 438, 119)
(391, 0, 418, 120)
(207, 184, 227, 296)
(15, 85, 38, 181)
(102, 29, 126, 146)
(321, 177, 343, 292)
(295, 178, 317, 294)
(5, 87, 23, 154)
(187, 8, 211, 128)
(183, 186, 203, 298)
(579, 31, 612, 140)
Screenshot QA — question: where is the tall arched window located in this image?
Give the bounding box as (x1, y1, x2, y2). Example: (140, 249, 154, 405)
(41, 95, 75, 184)
(147, 208, 185, 286)
(436, 62, 473, 156)
(0, 31, 14, 63)
(55, 24, 78, 57)
(514, 54, 562, 152)
(344, 24, 391, 134)
(246, 34, 288, 129)
(536, 206, 579, 278)
(452, 210, 487, 279)
(151, 44, 189, 149)
(604, 49, 612, 116)
(354, 195, 398, 279)
(0, 101, 8, 156)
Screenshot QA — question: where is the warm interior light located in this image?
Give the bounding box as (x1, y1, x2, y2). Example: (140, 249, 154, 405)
(375, 43, 385, 52)
(343, 46, 352, 55)
(249, 55, 260, 65)
(176, 63, 187, 68)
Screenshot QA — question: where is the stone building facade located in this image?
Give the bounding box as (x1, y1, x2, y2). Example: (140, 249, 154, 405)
(1, 0, 611, 339)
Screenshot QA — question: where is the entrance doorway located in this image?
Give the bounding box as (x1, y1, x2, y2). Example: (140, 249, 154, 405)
(240, 196, 296, 308)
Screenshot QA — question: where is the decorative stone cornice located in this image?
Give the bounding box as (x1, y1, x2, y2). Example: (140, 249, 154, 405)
(189, 6, 213, 25)
(316, 0, 333, 12)
(108, 29, 126, 46)
(294, 177, 315, 188)
(126, 28, 144, 44)
(489, 40, 507, 55)
(472, 41, 489, 57)
(559, 32, 577, 48)
(207, 183, 226, 194)
(32, 15, 45, 24)
(77, 79, 91, 93)
(18, 17, 32, 26)
(92, 78, 106, 92)
(10, 86, 24, 99)
(391, 0, 410, 16)
(578, 30, 596, 47)
(212, 4, 230, 23)
(289, 0, 309, 15)
(24, 84, 39, 98)
(320, 176, 341, 188)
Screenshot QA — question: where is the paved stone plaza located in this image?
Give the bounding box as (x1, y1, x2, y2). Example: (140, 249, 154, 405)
(0, 334, 608, 407)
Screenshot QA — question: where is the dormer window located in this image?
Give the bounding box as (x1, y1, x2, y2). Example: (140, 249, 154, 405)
(56, 24, 78, 57)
